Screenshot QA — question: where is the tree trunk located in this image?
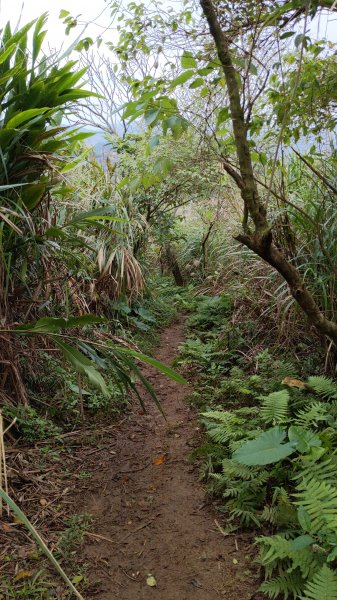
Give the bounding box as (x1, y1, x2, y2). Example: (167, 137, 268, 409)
(163, 244, 184, 286)
(199, 0, 337, 345)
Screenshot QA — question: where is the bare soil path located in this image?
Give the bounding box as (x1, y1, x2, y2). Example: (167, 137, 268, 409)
(82, 318, 259, 599)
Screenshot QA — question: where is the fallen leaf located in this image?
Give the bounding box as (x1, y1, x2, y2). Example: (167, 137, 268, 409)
(146, 574, 157, 587)
(39, 498, 48, 507)
(72, 575, 84, 584)
(153, 455, 166, 465)
(14, 516, 23, 525)
(282, 377, 305, 389)
(14, 570, 32, 581)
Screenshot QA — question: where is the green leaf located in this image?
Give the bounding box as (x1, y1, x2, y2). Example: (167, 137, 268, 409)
(122, 349, 187, 384)
(181, 51, 197, 69)
(189, 78, 204, 89)
(280, 31, 295, 39)
(66, 207, 126, 226)
(289, 535, 313, 551)
(6, 108, 49, 128)
(288, 426, 322, 453)
(0, 43, 16, 66)
(16, 315, 104, 333)
(149, 134, 160, 149)
(232, 427, 296, 466)
(144, 108, 160, 126)
(297, 506, 312, 532)
(249, 63, 258, 75)
(53, 339, 109, 396)
(170, 70, 194, 89)
(301, 565, 337, 599)
(153, 157, 172, 176)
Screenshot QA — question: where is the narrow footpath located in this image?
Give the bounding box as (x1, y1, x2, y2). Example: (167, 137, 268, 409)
(81, 318, 259, 599)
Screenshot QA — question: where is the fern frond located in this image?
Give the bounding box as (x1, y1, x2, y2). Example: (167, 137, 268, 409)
(207, 426, 234, 444)
(294, 459, 337, 486)
(294, 477, 337, 533)
(295, 402, 328, 429)
(257, 534, 295, 566)
(261, 504, 297, 527)
(260, 390, 290, 424)
(307, 376, 337, 400)
(261, 506, 280, 525)
(201, 410, 235, 423)
(260, 570, 305, 599)
(276, 360, 298, 381)
(230, 506, 261, 527)
(301, 565, 337, 599)
(221, 458, 258, 481)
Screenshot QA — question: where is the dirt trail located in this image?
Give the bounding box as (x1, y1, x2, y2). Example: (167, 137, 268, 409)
(82, 318, 258, 599)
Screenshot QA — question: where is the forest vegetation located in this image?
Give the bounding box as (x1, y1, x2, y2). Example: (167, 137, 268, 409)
(0, 0, 337, 598)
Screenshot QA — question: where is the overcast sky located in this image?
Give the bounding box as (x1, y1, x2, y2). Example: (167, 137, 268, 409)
(1, 0, 337, 52)
(0, 0, 116, 53)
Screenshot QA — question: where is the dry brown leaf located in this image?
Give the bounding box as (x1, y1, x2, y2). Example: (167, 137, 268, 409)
(282, 377, 305, 389)
(14, 570, 32, 581)
(153, 455, 166, 465)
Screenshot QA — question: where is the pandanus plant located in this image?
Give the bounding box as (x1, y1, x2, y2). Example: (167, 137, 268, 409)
(0, 15, 184, 404)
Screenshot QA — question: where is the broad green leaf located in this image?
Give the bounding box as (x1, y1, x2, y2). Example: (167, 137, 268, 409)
(181, 51, 197, 69)
(189, 78, 204, 89)
(289, 535, 313, 551)
(232, 427, 296, 466)
(144, 108, 160, 126)
(288, 426, 322, 453)
(170, 70, 194, 89)
(149, 134, 160, 149)
(153, 157, 172, 176)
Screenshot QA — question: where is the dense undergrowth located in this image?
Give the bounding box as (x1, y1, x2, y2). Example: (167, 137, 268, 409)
(179, 292, 337, 599)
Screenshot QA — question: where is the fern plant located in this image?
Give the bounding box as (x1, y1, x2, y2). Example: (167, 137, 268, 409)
(260, 390, 290, 424)
(200, 373, 337, 599)
(301, 565, 337, 600)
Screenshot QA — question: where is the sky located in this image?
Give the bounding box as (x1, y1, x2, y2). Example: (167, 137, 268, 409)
(0, 0, 117, 53)
(1, 0, 337, 52)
